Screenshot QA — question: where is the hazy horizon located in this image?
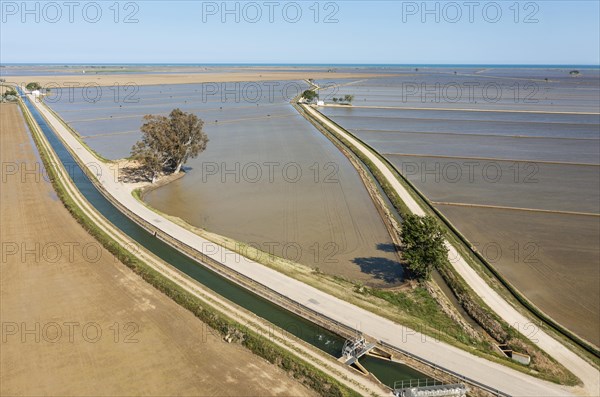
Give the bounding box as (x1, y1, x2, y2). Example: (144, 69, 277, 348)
(2, 63, 599, 67)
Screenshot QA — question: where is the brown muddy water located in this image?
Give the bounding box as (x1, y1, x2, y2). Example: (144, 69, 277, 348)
(44, 81, 404, 286)
(386, 155, 600, 214)
(438, 204, 599, 347)
(143, 112, 402, 286)
(318, 68, 600, 346)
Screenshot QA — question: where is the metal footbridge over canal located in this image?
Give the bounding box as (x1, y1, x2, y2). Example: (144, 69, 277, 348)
(339, 336, 466, 397)
(340, 335, 377, 366)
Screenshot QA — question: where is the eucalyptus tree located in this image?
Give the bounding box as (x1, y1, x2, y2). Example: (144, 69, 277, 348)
(131, 109, 208, 182)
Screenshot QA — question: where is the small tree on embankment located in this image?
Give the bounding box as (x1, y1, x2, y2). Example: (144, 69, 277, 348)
(131, 108, 208, 183)
(302, 89, 318, 103)
(400, 214, 448, 281)
(26, 82, 42, 91)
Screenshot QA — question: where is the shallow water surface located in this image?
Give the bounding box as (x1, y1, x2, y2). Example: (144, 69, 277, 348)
(318, 69, 600, 346)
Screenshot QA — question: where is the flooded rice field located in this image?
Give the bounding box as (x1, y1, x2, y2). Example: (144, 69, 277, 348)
(438, 205, 600, 346)
(385, 156, 599, 214)
(354, 128, 598, 164)
(318, 67, 600, 112)
(47, 83, 308, 159)
(319, 67, 600, 346)
(46, 81, 403, 286)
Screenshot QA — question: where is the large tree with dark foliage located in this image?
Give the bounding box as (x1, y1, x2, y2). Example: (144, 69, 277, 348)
(400, 214, 448, 280)
(26, 82, 42, 91)
(302, 90, 318, 102)
(131, 109, 208, 182)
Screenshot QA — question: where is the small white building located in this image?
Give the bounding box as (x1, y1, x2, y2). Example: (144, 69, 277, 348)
(31, 90, 41, 97)
(317, 100, 325, 106)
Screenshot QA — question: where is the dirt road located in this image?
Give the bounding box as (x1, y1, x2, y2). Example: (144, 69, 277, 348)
(0, 103, 314, 397)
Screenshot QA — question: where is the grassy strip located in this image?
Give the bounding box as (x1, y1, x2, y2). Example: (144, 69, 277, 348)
(297, 103, 580, 386)
(356, 285, 475, 346)
(18, 99, 361, 397)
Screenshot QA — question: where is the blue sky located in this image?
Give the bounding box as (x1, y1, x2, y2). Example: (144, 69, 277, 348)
(1, 1, 599, 64)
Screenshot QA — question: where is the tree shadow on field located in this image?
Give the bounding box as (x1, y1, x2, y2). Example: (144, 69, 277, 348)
(376, 243, 401, 253)
(352, 257, 404, 284)
(118, 164, 150, 183)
